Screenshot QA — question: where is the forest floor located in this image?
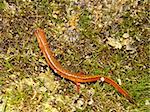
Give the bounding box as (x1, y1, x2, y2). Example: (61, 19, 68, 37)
(0, 0, 150, 111)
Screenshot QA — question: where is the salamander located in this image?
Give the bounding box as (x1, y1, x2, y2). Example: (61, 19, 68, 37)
(34, 28, 135, 104)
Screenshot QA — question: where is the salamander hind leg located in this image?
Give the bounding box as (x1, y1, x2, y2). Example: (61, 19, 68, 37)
(76, 72, 85, 76)
(75, 82, 80, 93)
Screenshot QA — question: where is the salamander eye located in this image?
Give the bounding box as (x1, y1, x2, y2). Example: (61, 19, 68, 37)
(100, 77, 105, 82)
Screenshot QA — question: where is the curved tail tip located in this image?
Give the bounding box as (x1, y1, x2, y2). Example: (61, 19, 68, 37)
(126, 96, 136, 105)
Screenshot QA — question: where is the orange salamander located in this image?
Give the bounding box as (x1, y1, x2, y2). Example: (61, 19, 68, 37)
(34, 28, 135, 104)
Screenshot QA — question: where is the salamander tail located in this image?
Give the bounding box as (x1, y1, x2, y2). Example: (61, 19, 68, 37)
(101, 77, 136, 104)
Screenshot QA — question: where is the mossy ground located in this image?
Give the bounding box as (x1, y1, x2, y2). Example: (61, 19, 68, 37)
(0, 0, 150, 112)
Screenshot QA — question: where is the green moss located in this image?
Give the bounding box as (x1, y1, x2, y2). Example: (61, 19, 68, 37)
(79, 9, 92, 29)
(0, 1, 5, 10)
